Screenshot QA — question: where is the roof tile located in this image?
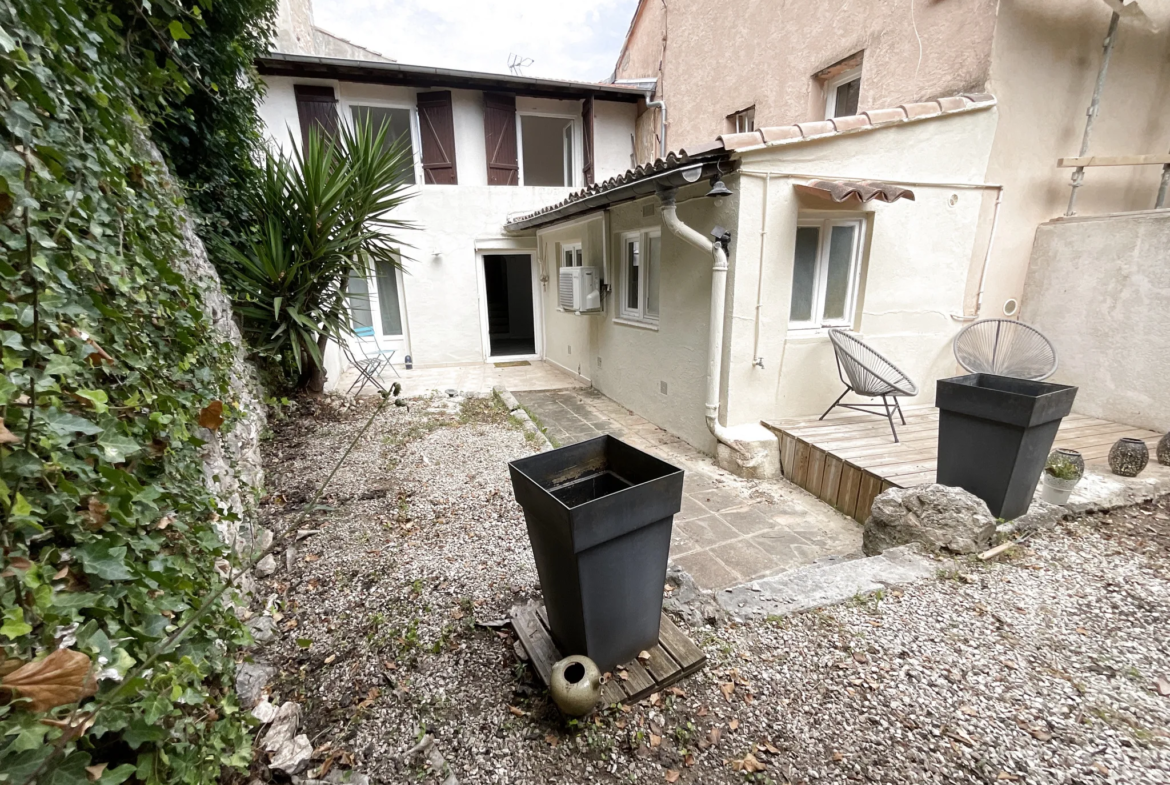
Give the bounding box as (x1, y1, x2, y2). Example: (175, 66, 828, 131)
(830, 114, 870, 132)
(760, 125, 803, 143)
(936, 95, 971, 112)
(796, 120, 836, 138)
(962, 92, 996, 105)
(900, 101, 942, 119)
(719, 131, 765, 150)
(863, 107, 907, 126)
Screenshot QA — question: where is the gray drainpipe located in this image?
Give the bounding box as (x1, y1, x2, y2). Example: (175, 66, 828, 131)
(646, 98, 667, 159)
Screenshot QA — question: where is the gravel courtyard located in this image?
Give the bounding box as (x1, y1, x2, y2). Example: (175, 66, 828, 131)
(248, 395, 1170, 785)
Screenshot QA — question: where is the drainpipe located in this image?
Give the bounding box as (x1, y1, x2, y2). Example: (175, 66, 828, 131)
(1066, 11, 1120, 216)
(646, 98, 667, 159)
(657, 187, 745, 455)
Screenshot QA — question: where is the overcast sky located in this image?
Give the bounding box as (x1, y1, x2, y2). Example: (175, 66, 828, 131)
(313, 0, 641, 82)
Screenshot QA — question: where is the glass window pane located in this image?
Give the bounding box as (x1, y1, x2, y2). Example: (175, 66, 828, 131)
(347, 271, 374, 330)
(563, 247, 573, 268)
(790, 226, 819, 323)
(626, 239, 640, 311)
(645, 234, 660, 317)
(351, 106, 415, 184)
(834, 79, 860, 118)
(823, 224, 857, 321)
(575, 248, 583, 267)
(375, 259, 403, 336)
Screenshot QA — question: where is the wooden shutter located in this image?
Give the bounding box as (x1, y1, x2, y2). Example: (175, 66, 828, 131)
(294, 85, 339, 148)
(483, 93, 519, 186)
(416, 91, 458, 185)
(582, 96, 595, 186)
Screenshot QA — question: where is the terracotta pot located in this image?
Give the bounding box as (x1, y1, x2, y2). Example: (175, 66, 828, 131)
(1157, 432, 1170, 466)
(1108, 438, 1149, 478)
(549, 655, 601, 717)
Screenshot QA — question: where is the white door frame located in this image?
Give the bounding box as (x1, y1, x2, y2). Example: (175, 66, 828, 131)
(475, 250, 543, 363)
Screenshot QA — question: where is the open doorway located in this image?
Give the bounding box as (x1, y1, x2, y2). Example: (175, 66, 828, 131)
(482, 254, 535, 357)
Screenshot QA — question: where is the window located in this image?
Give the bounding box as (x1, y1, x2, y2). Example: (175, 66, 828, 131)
(789, 218, 864, 329)
(561, 242, 583, 269)
(620, 229, 661, 322)
(350, 105, 416, 185)
(731, 107, 756, 134)
(824, 67, 861, 119)
(347, 257, 405, 337)
(520, 114, 575, 187)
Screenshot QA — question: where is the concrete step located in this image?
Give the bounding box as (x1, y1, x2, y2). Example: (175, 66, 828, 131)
(717, 545, 936, 621)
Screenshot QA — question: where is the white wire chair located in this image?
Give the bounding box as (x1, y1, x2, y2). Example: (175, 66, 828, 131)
(953, 319, 1057, 381)
(821, 329, 920, 443)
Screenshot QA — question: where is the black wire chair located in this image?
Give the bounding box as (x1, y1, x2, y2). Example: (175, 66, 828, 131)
(821, 329, 919, 443)
(952, 318, 1057, 380)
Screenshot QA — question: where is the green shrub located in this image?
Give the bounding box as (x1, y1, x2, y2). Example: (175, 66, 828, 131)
(0, 1, 271, 782)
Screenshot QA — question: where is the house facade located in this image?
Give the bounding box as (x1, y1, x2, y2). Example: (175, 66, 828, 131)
(255, 55, 642, 382)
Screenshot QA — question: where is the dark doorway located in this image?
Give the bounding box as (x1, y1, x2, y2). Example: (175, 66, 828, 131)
(483, 254, 535, 357)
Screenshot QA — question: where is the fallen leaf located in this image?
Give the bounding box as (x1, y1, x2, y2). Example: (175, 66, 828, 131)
(324, 655, 336, 664)
(0, 656, 24, 679)
(304, 554, 319, 562)
(545, 732, 559, 747)
(697, 705, 708, 717)
(39, 712, 97, 742)
(508, 705, 526, 717)
(198, 400, 224, 431)
(649, 733, 662, 748)
(731, 753, 766, 773)
(1, 649, 97, 712)
(52, 566, 69, 580)
(85, 763, 107, 781)
(155, 515, 173, 530)
(720, 682, 735, 701)
(728, 718, 739, 731)
(665, 770, 680, 783)
(853, 652, 868, 664)
(707, 727, 722, 746)
(761, 740, 780, 754)
(617, 670, 629, 681)
(832, 751, 844, 762)
(668, 687, 686, 698)
(1029, 728, 1052, 741)
(451, 609, 464, 620)
(0, 422, 20, 445)
(81, 497, 108, 528)
(684, 753, 694, 767)
(638, 650, 651, 663)
(649, 692, 661, 706)
(996, 773, 1019, 782)
(743, 693, 754, 705)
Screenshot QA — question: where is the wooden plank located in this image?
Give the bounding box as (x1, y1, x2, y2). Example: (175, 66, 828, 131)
(780, 433, 797, 480)
(617, 658, 655, 697)
(640, 644, 681, 684)
(793, 440, 811, 488)
(600, 679, 627, 707)
(1057, 154, 1170, 168)
(854, 472, 882, 522)
(805, 447, 826, 495)
(511, 602, 560, 687)
(656, 613, 706, 671)
(838, 463, 863, 518)
(820, 455, 843, 506)
(887, 470, 936, 486)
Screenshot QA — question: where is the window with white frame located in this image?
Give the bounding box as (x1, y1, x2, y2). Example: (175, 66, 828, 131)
(560, 242, 583, 269)
(731, 107, 756, 134)
(620, 229, 661, 322)
(824, 67, 861, 119)
(788, 217, 864, 329)
(520, 114, 576, 187)
(350, 105, 417, 184)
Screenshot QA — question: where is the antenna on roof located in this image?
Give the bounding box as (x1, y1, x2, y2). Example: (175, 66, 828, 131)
(507, 53, 534, 76)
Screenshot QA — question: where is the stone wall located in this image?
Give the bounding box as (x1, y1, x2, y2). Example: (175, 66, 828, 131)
(1022, 210, 1170, 432)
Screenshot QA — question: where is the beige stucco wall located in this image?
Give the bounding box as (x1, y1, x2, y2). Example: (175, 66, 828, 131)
(616, 0, 999, 159)
(981, 0, 1170, 322)
(1021, 210, 1170, 433)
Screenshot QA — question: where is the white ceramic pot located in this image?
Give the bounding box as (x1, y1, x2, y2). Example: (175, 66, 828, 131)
(1040, 473, 1077, 505)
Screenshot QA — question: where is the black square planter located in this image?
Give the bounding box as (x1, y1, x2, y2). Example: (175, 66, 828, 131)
(936, 374, 1077, 520)
(508, 435, 684, 672)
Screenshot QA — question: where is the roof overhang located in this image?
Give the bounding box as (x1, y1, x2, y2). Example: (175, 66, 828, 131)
(505, 152, 735, 232)
(793, 180, 916, 203)
(256, 52, 648, 103)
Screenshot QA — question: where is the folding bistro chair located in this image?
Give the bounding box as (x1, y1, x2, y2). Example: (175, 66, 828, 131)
(343, 326, 395, 396)
(821, 329, 920, 443)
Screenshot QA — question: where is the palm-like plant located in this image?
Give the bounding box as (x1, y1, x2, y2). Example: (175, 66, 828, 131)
(221, 118, 414, 391)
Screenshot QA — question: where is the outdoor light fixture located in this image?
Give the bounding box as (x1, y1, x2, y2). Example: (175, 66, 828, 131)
(705, 177, 732, 198)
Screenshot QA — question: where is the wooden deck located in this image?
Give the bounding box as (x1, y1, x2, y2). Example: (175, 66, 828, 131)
(511, 602, 707, 708)
(763, 406, 1163, 524)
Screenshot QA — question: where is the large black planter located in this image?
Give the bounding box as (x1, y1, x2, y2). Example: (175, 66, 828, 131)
(508, 435, 683, 672)
(936, 374, 1077, 520)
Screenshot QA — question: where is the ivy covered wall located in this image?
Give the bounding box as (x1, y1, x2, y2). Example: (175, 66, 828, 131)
(0, 0, 274, 782)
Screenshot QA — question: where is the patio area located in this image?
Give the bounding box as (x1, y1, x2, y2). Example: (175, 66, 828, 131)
(765, 405, 1168, 523)
(339, 359, 588, 399)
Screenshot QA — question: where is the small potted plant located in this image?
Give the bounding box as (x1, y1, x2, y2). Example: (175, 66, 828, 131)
(1040, 448, 1084, 505)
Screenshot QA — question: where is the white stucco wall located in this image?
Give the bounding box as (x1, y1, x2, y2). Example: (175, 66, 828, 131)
(258, 76, 635, 384)
(594, 101, 638, 180)
(1022, 210, 1170, 432)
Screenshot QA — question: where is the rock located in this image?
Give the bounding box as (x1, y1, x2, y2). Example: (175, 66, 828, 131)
(863, 484, 996, 556)
(235, 660, 275, 709)
(998, 499, 1068, 537)
(251, 696, 279, 723)
(248, 616, 278, 644)
(285, 546, 298, 572)
(663, 563, 727, 627)
(263, 702, 312, 775)
(255, 553, 278, 578)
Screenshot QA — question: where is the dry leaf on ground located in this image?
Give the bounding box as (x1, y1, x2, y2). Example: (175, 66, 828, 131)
(665, 770, 680, 783)
(731, 753, 766, 773)
(198, 400, 224, 431)
(1, 649, 96, 713)
(0, 422, 20, 445)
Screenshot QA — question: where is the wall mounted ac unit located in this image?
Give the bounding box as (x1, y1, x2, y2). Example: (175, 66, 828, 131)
(558, 266, 601, 312)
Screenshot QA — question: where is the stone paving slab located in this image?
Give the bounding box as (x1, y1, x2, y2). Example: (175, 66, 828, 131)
(513, 388, 864, 591)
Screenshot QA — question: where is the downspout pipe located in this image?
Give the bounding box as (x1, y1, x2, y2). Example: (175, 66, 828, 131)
(646, 98, 667, 159)
(657, 186, 745, 455)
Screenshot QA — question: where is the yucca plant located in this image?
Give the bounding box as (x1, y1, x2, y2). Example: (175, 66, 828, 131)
(220, 118, 414, 391)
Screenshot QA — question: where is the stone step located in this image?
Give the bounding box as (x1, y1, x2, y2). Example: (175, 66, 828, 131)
(716, 545, 936, 620)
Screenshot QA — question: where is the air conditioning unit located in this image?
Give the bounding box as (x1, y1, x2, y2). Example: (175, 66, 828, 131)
(558, 266, 601, 312)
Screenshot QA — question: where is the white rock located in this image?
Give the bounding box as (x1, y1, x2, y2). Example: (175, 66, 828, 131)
(235, 661, 274, 709)
(255, 553, 278, 578)
(863, 483, 996, 556)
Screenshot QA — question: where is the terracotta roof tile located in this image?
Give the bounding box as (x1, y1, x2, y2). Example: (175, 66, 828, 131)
(796, 120, 837, 138)
(719, 131, 766, 150)
(830, 114, 870, 132)
(760, 125, 803, 143)
(900, 101, 942, 119)
(962, 92, 995, 103)
(863, 107, 908, 125)
(936, 95, 971, 112)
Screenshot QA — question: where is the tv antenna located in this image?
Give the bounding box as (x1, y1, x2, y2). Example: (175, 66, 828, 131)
(507, 53, 534, 76)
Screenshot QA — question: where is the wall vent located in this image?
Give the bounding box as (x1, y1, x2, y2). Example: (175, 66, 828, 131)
(659, 381, 668, 395)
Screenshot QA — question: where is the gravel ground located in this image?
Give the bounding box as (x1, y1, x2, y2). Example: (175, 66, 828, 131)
(248, 396, 1170, 785)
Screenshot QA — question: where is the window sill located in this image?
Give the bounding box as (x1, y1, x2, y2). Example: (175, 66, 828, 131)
(785, 326, 848, 341)
(613, 317, 659, 332)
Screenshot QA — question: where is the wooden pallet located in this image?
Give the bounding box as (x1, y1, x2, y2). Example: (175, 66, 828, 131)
(511, 602, 707, 708)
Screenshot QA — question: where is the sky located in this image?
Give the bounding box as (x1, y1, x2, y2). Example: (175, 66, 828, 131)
(313, 0, 642, 82)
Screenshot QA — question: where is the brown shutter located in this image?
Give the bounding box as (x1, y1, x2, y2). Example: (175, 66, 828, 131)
(582, 97, 595, 186)
(294, 85, 339, 148)
(416, 91, 458, 185)
(483, 93, 519, 186)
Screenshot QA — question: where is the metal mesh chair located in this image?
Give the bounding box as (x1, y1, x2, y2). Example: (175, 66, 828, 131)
(953, 319, 1057, 381)
(821, 329, 920, 442)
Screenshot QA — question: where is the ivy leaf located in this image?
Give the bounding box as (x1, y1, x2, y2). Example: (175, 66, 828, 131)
(0, 25, 15, 53)
(1, 607, 33, 639)
(75, 542, 133, 581)
(0, 648, 97, 712)
(42, 410, 103, 437)
(97, 429, 140, 463)
(141, 693, 171, 725)
(97, 764, 137, 785)
(75, 389, 109, 413)
(167, 20, 190, 40)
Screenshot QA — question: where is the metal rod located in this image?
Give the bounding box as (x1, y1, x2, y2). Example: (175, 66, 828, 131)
(1066, 11, 1120, 216)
